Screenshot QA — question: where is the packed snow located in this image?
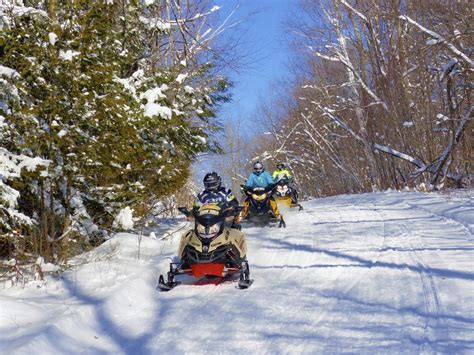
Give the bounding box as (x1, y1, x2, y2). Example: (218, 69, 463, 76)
(1, 190, 473, 353)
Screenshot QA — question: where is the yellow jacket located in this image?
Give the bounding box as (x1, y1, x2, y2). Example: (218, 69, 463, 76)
(272, 169, 292, 181)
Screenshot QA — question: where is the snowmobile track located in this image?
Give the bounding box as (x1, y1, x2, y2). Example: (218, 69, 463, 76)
(380, 205, 446, 352)
(319, 204, 389, 351)
(407, 230, 444, 351)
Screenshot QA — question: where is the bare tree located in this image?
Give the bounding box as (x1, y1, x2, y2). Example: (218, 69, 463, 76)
(246, 0, 472, 197)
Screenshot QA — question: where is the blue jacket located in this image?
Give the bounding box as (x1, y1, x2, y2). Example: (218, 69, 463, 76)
(245, 171, 274, 189)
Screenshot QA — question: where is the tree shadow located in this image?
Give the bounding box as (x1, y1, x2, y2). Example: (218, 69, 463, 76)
(1, 322, 107, 354)
(311, 288, 474, 352)
(260, 238, 474, 282)
(60, 273, 186, 354)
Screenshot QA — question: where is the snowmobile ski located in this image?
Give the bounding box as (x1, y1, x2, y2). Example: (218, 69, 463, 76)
(237, 261, 253, 289)
(157, 273, 246, 291)
(157, 274, 180, 292)
(157, 282, 177, 292)
(238, 278, 254, 289)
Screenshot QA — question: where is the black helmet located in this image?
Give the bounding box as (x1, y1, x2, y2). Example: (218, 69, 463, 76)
(276, 162, 285, 170)
(253, 161, 264, 174)
(203, 172, 221, 191)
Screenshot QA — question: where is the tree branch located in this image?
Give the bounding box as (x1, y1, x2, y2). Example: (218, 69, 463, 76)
(400, 15, 474, 68)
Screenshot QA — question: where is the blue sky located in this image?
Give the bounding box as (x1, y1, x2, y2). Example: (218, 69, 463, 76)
(195, 0, 294, 182)
(216, 0, 293, 127)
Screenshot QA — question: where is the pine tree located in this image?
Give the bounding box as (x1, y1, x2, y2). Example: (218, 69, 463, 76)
(1, 1, 229, 262)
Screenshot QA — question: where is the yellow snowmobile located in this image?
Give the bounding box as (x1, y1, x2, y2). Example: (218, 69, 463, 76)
(158, 203, 253, 291)
(274, 178, 303, 211)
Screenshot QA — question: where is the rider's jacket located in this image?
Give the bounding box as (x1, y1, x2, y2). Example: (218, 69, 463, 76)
(272, 169, 293, 182)
(193, 187, 238, 211)
(245, 171, 274, 189)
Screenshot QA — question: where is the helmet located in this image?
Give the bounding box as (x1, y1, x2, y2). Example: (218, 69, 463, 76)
(276, 162, 285, 170)
(203, 172, 221, 192)
(253, 161, 264, 175)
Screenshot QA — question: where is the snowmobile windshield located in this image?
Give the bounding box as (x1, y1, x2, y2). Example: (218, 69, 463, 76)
(277, 177, 290, 184)
(252, 192, 267, 201)
(194, 203, 225, 239)
(196, 221, 223, 239)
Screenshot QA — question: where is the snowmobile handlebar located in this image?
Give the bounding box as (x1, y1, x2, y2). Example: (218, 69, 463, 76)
(219, 205, 244, 217)
(177, 206, 192, 217)
(276, 177, 292, 185)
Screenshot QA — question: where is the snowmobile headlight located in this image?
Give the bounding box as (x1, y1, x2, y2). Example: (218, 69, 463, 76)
(252, 193, 267, 201)
(196, 222, 221, 239)
(277, 185, 288, 193)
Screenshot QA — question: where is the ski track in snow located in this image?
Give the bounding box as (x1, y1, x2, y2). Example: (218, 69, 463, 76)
(0, 190, 473, 354)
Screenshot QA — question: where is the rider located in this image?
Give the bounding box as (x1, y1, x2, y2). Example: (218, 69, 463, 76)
(242, 161, 284, 225)
(193, 172, 241, 229)
(272, 162, 299, 205)
(272, 162, 293, 182)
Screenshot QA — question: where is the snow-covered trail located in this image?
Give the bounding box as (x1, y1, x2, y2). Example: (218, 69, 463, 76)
(1, 191, 473, 354)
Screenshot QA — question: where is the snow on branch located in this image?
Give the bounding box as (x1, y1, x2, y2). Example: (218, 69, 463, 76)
(374, 103, 472, 186)
(313, 97, 468, 184)
(0, 148, 50, 226)
(312, 49, 340, 62)
(340, 0, 387, 77)
(0, 3, 48, 21)
(335, 52, 389, 111)
(155, 2, 241, 63)
(400, 15, 474, 68)
(313, 102, 365, 143)
(340, 0, 368, 23)
(428, 104, 473, 184)
(301, 113, 364, 186)
(312, 10, 389, 112)
(0, 65, 19, 79)
(373, 143, 425, 168)
(0, 148, 51, 179)
(265, 121, 303, 160)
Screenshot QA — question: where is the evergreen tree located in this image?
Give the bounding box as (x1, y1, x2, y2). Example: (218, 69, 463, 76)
(0, 0, 228, 262)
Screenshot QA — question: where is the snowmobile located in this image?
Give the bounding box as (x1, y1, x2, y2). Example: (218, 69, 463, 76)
(241, 185, 285, 227)
(274, 178, 303, 211)
(157, 203, 253, 291)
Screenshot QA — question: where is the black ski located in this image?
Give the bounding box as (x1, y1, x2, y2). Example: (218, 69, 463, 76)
(238, 278, 254, 289)
(157, 274, 180, 292)
(237, 261, 253, 289)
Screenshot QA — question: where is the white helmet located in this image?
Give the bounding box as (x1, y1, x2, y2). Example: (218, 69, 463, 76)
(253, 161, 264, 174)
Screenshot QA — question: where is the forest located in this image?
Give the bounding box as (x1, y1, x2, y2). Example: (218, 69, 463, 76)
(1, 0, 472, 266)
